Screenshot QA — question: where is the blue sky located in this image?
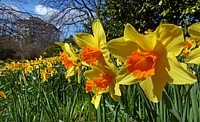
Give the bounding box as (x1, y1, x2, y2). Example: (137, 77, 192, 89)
(1, 0, 81, 39)
(1, 0, 61, 18)
(1, 0, 40, 14)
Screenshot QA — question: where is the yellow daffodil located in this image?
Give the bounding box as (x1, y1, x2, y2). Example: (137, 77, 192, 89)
(60, 52, 75, 69)
(185, 22, 200, 64)
(0, 91, 6, 99)
(108, 23, 197, 102)
(74, 19, 115, 70)
(46, 62, 57, 77)
(181, 37, 196, 57)
(85, 64, 119, 109)
(23, 61, 34, 74)
(40, 69, 48, 82)
(56, 42, 82, 83)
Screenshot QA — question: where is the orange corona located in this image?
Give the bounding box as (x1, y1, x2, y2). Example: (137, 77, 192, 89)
(81, 46, 102, 65)
(60, 52, 74, 69)
(126, 51, 159, 78)
(86, 75, 112, 92)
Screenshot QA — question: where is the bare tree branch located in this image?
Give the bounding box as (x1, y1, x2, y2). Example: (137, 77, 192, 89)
(40, 0, 105, 34)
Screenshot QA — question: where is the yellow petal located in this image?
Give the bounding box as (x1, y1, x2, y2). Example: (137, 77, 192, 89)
(92, 19, 106, 47)
(167, 53, 197, 84)
(107, 37, 138, 62)
(139, 54, 172, 102)
(64, 43, 77, 59)
(117, 66, 141, 85)
(100, 43, 118, 72)
(114, 82, 122, 96)
(155, 24, 184, 56)
(139, 76, 166, 102)
(124, 23, 157, 51)
(115, 66, 141, 96)
(91, 94, 102, 109)
(84, 66, 101, 80)
(55, 41, 64, 50)
(188, 22, 200, 40)
(186, 47, 200, 64)
(56, 42, 77, 59)
(109, 79, 120, 102)
(74, 33, 97, 48)
(65, 66, 76, 79)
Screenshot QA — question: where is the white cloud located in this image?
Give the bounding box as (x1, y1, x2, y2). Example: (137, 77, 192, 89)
(34, 4, 89, 23)
(34, 5, 59, 16)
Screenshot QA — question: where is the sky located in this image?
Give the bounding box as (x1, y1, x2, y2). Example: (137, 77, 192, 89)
(1, 0, 40, 14)
(1, 0, 80, 39)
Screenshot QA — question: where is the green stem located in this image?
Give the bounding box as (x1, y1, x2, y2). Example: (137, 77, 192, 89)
(102, 95, 106, 122)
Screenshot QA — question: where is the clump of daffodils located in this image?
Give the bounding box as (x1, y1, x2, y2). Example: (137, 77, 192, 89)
(56, 19, 199, 108)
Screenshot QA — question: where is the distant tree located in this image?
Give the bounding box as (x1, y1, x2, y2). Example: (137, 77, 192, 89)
(43, 44, 62, 58)
(0, 36, 19, 60)
(0, 4, 60, 60)
(40, 0, 105, 35)
(0, 5, 28, 37)
(16, 17, 60, 48)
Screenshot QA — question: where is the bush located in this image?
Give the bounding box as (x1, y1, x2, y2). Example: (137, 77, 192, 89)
(0, 49, 16, 60)
(43, 44, 62, 58)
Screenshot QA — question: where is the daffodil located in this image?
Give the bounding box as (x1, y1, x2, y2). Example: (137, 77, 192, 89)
(40, 69, 48, 82)
(0, 91, 6, 99)
(108, 23, 197, 102)
(185, 22, 200, 64)
(23, 61, 34, 74)
(46, 62, 57, 77)
(181, 37, 196, 57)
(56, 42, 82, 83)
(74, 19, 115, 70)
(85, 64, 119, 109)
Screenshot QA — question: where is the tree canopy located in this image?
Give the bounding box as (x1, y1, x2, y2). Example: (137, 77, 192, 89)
(101, 0, 200, 40)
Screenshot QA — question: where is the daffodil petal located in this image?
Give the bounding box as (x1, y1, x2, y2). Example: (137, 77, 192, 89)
(124, 23, 156, 51)
(107, 37, 138, 62)
(116, 66, 142, 85)
(55, 42, 75, 58)
(139, 76, 166, 102)
(84, 66, 101, 80)
(91, 94, 102, 109)
(188, 22, 200, 40)
(139, 55, 171, 102)
(109, 79, 120, 102)
(65, 66, 76, 78)
(63, 43, 77, 59)
(92, 19, 106, 47)
(155, 24, 184, 56)
(114, 82, 122, 96)
(114, 66, 141, 96)
(167, 53, 197, 84)
(186, 47, 200, 64)
(100, 44, 118, 72)
(74, 33, 96, 48)
(55, 41, 64, 50)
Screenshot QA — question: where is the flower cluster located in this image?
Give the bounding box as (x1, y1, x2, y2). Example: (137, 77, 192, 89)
(0, 56, 60, 82)
(58, 20, 200, 108)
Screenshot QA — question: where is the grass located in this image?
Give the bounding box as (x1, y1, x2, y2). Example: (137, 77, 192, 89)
(0, 59, 200, 122)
